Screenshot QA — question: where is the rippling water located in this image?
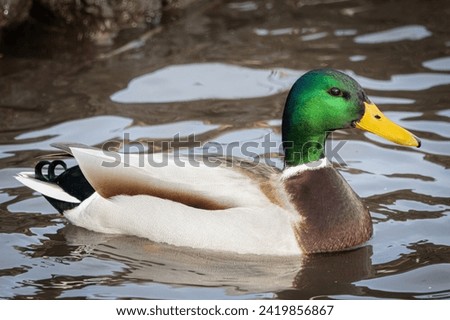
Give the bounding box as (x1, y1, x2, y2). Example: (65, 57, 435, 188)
(0, 0, 449, 299)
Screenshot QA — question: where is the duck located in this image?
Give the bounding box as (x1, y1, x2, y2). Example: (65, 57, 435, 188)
(16, 69, 420, 256)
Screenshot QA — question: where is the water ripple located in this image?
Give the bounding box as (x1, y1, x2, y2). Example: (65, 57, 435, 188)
(110, 63, 302, 103)
(354, 25, 432, 44)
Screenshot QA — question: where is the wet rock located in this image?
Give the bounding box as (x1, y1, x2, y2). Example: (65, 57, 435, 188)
(0, 0, 33, 28)
(33, 0, 163, 44)
(1, 0, 193, 45)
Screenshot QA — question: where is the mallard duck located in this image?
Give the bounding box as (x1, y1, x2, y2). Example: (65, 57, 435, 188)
(16, 69, 420, 256)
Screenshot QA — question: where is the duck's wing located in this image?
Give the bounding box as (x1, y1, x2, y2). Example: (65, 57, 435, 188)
(51, 142, 100, 155)
(70, 146, 282, 210)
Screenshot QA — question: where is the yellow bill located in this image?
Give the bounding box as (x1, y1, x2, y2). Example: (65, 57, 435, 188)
(355, 102, 421, 147)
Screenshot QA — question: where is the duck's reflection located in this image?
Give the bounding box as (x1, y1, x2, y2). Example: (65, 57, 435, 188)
(279, 246, 374, 299)
(55, 225, 375, 297)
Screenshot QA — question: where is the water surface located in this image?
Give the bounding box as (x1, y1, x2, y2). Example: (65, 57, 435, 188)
(0, 0, 449, 299)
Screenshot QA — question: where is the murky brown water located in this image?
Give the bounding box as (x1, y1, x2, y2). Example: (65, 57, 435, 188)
(1, 0, 449, 299)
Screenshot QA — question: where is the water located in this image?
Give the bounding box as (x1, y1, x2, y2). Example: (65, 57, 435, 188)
(1, 0, 449, 299)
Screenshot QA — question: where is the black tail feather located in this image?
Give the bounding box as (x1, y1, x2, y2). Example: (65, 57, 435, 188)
(35, 160, 95, 213)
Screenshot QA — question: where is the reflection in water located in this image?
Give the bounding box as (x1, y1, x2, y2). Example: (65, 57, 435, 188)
(354, 25, 432, 44)
(423, 57, 450, 71)
(8, 225, 378, 299)
(110, 63, 302, 103)
(279, 247, 374, 299)
(61, 226, 301, 297)
(254, 27, 299, 36)
(111, 62, 450, 105)
(1, 117, 221, 159)
(357, 242, 450, 299)
(348, 72, 450, 91)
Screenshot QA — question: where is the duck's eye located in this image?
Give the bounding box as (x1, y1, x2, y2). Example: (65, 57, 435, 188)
(329, 87, 342, 97)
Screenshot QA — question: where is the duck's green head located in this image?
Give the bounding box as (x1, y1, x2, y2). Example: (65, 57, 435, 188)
(282, 69, 420, 166)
